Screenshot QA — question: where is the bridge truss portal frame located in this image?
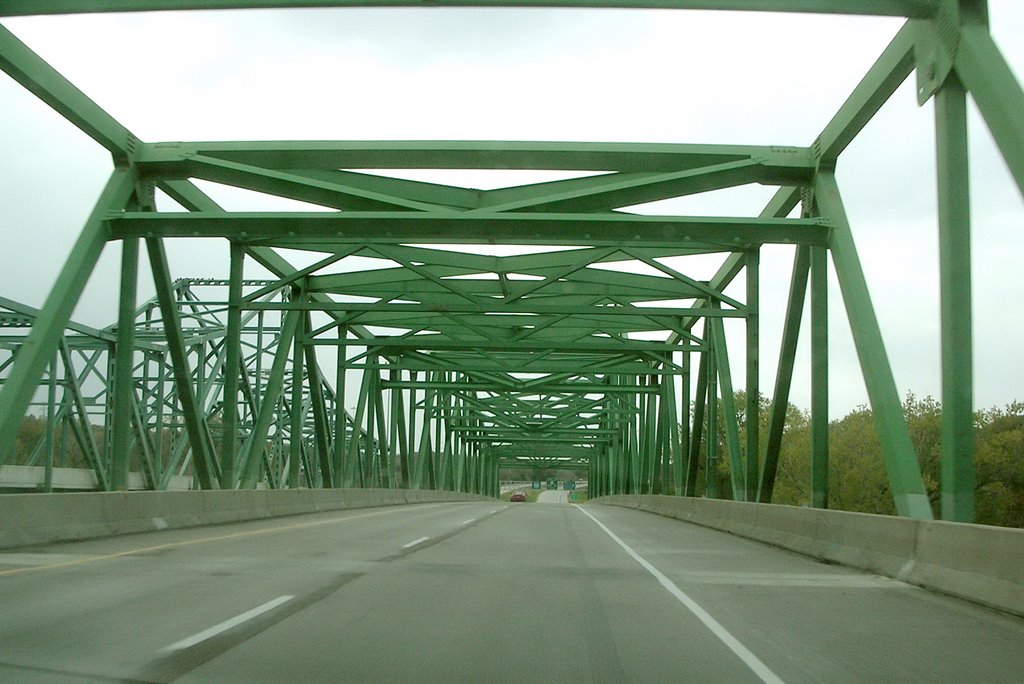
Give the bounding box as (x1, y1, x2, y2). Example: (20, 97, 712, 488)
(1, 0, 1022, 522)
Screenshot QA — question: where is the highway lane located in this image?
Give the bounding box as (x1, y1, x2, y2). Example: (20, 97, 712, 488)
(536, 489, 569, 504)
(0, 500, 1022, 683)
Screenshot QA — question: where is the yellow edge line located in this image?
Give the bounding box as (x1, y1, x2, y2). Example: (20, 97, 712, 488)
(0, 503, 446, 577)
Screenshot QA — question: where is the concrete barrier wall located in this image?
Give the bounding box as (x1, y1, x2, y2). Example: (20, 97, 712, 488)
(594, 495, 1024, 618)
(0, 488, 491, 550)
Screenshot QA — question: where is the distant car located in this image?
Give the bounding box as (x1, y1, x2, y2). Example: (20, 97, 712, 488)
(510, 492, 527, 502)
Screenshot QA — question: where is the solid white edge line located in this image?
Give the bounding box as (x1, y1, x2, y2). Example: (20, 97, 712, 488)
(572, 504, 785, 684)
(403, 536, 430, 548)
(160, 595, 294, 653)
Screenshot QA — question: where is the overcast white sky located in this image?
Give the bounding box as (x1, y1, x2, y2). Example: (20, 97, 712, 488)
(1, 4, 1022, 418)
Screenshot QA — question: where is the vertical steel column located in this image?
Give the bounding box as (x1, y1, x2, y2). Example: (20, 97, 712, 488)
(0, 170, 133, 463)
(372, 365, 391, 488)
(759, 246, 810, 503)
(710, 317, 744, 500)
(146, 238, 219, 490)
(153, 351, 165, 483)
(436, 380, 448, 488)
(363, 359, 378, 486)
(745, 249, 760, 502)
(392, 368, 409, 488)
(304, 313, 333, 488)
(663, 369, 679, 496)
(333, 325, 347, 487)
(111, 237, 139, 490)
(810, 245, 829, 508)
(936, 71, 974, 522)
(628, 377, 641, 493)
(288, 295, 305, 489)
(387, 368, 399, 485)
(408, 372, 420, 488)
(220, 242, 244, 488)
(642, 375, 657, 493)
(686, 349, 708, 497)
(103, 348, 115, 485)
(345, 360, 372, 488)
(705, 341, 718, 499)
(239, 309, 299, 489)
(418, 382, 437, 489)
(43, 354, 57, 492)
(676, 351, 689, 496)
(816, 172, 932, 519)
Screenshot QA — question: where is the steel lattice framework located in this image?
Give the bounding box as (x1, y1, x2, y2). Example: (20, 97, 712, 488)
(1, 1, 1021, 521)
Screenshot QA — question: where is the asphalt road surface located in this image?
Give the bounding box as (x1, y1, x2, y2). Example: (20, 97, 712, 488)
(536, 489, 569, 504)
(2, 501, 1022, 683)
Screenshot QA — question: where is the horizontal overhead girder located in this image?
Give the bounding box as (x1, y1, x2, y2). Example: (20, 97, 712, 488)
(0, 1, 940, 18)
(138, 140, 812, 172)
(251, 302, 741, 319)
(386, 380, 661, 393)
(107, 212, 828, 247)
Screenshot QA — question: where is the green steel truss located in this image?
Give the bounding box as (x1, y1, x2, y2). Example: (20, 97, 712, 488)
(2, 1, 1022, 520)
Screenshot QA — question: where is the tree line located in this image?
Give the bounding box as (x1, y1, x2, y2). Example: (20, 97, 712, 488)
(714, 392, 1024, 528)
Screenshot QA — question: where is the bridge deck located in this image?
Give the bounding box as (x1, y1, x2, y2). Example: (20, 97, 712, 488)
(1, 501, 1021, 683)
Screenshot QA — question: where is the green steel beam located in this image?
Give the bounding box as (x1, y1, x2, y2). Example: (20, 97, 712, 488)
(472, 159, 811, 214)
(935, 71, 974, 522)
(240, 309, 300, 488)
(676, 351, 689, 496)
(0, 297, 128, 346)
(163, 154, 454, 213)
(137, 140, 810, 172)
(385, 380, 660, 393)
(464, 436, 608, 444)
(954, 24, 1024, 197)
(705, 344, 718, 499)
(810, 245, 829, 509)
(108, 211, 829, 247)
(814, 20, 919, 164)
(674, 186, 802, 340)
(146, 238, 220, 490)
(110, 238, 139, 490)
(296, 169, 480, 210)
(0, 170, 133, 465)
(333, 326, 347, 488)
(0, 1, 941, 16)
(744, 249, 759, 502)
(0, 24, 135, 159)
(288, 306, 305, 488)
(58, 342, 109, 491)
(710, 316, 744, 500)
(220, 242, 244, 487)
(815, 172, 932, 519)
(334, 339, 698, 354)
(759, 246, 810, 503)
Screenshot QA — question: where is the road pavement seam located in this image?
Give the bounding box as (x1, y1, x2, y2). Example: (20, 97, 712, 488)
(573, 504, 786, 684)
